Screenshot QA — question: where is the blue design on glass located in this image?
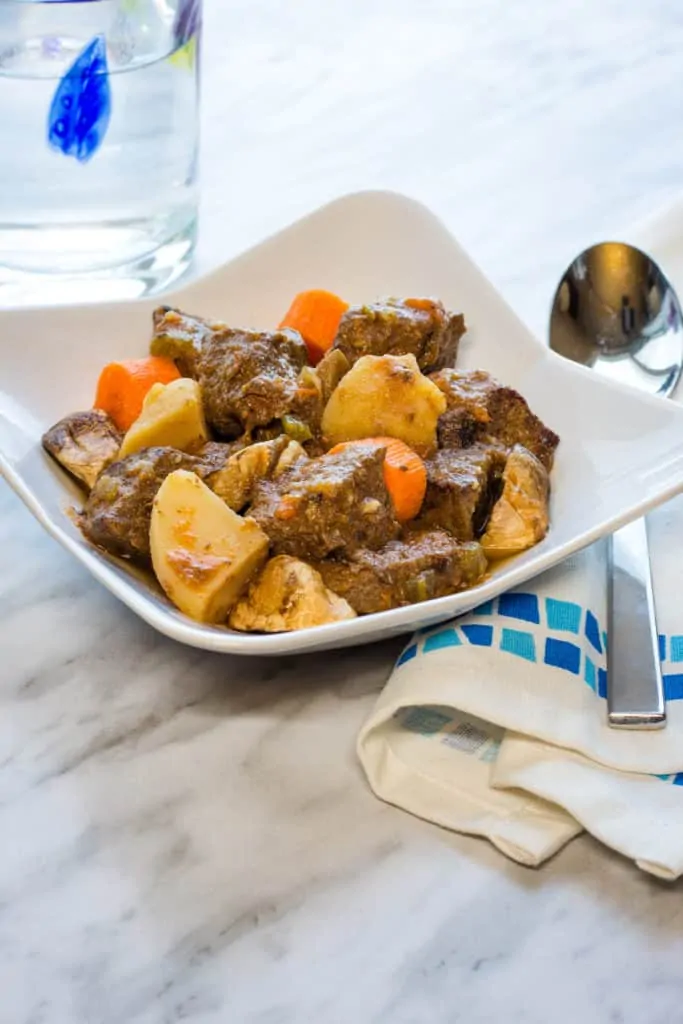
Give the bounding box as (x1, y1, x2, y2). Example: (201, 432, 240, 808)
(47, 34, 111, 163)
(500, 628, 536, 663)
(584, 656, 597, 691)
(498, 592, 540, 624)
(174, 0, 202, 48)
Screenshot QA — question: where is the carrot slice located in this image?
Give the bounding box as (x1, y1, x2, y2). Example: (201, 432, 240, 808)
(279, 289, 349, 365)
(404, 297, 438, 312)
(94, 356, 181, 432)
(275, 495, 301, 520)
(328, 437, 427, 523)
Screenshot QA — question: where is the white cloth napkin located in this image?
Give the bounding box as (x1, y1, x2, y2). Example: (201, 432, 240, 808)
(358, 209, 683, 881)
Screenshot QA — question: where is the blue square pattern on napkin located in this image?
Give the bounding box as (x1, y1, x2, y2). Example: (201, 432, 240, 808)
(398, 593, 683, 788)
(405, 592, 681, 693)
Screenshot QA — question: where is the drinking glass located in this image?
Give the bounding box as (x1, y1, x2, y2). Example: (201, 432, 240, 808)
(0, 0, 201, 303)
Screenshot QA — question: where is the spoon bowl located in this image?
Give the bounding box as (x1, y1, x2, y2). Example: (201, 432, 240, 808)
(550, 241, 683, 730)
(550, 241, 683, 399)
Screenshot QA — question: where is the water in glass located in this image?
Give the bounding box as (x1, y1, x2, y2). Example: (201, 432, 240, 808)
(0, 0, 200, 299)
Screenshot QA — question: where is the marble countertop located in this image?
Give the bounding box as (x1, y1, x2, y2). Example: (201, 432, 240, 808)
(4, 2, 683, 1021)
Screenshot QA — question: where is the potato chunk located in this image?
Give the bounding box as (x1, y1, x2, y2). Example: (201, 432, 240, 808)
(150, 470, 269, 623)
(204, 436, 307, 510)
(321, 354, 446, 456)
(205, 437, 288, 510)
(119, 378, 208, 458)
(274, 439, 308, 475)
(229, 555, 356, 632)
(481, 445, 549, 558)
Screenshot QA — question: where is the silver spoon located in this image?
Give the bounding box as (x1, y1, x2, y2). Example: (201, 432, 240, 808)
(549, 242, 683, 729)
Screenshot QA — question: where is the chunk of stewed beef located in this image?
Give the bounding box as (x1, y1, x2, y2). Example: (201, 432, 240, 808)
(430, 368, 559, 469)
(150, 306, 225, 378)
(247, 443, 399, 560)
(315, 530, 487, 615)
(485, 386, 559, 470)
(333, 298, 465, 372)
(198, 326, 307, 438)
(81, 447, 208, 562)
(415, 445, 507, 540)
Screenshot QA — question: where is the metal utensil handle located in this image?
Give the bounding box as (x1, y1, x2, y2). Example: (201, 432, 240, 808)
(607, 517, 666, 729)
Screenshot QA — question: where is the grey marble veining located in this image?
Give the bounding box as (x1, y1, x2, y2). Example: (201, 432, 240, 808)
(4, 1, 683, 1021)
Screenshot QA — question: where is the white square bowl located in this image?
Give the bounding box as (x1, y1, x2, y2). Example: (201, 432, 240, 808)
(3, 190, 683, 655)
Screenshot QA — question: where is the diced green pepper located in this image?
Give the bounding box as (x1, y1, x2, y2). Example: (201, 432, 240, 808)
(281, 415, 313, 444)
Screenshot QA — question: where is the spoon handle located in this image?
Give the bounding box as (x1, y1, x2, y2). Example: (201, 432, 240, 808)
(607, 517, 666, 729)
